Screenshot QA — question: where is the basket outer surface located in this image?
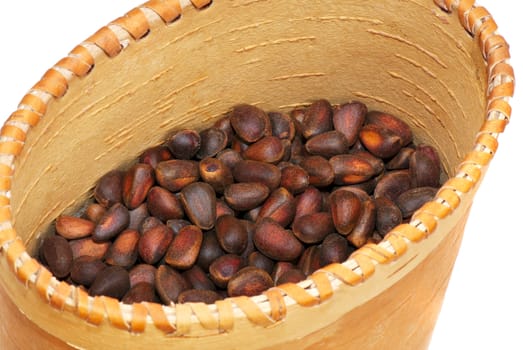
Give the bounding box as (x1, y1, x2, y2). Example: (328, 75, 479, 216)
(0, 0, 514, 349)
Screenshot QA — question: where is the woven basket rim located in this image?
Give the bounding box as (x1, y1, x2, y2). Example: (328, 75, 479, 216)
(0, 0, 515, 336)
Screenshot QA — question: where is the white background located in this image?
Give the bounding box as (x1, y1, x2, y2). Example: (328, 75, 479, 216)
(0, 1, 520, 349)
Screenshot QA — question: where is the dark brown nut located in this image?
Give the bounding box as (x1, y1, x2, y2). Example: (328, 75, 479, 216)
(42, 235, 73, 279)
(333, 101, 367, 146)
(239, 220, 256, 259)
(329, 190, 362, 236)
(300, 156, 334, 187)
(215, 215, 248, 254)
(294, 187, 323, 218)
(350, 150, 385, 175)
(224, 182, 270, 212)
(242, 136, 285, 164)
(374, 170, 411, 202)
(280, 164, 309, 195)
(276, 268, 307, 285)
(196, 127, 228, 159)
(209, 254, 245, 289)
(330, 153, 382, 185)
(177, 289, 222, 304)
(366, 111, 413, 147)
(199, 157, 234, 193)
(155, 159, 199, 192)
(165, 225, 203, 270)
(183, 265, 216, 291)
(232, 160, 281, 191)
(122, 282, 157, 304)
(213, 115, 234, 146)
(94, 170, 123, 208)
(292, 212, 334, 244)
(386, 147, 415, 170)
(139, 145, 173, 168)
(375, 197, 403, 236)
(197, 231, 225, 271)
(166, 129, 201, 160)
(256, 187, 296, 228)
(146, 186, 184, 222)
(129, 264, 156, 288)
(247, 251, 275, 275)
(93, 203, 130, 242)
(216, 199, 236, 219)
(216, 148, 243, 171)
(230, 104, 271, 143)
(346, 199, 376, 248)
(70, 256, 106, 287)
(84, 203, 106, 223)
(301, 99, 333, 139)
(138, 224, 174, 265)
(268, 111, 295, 140)
(298, 245, 322, 276)
(55, 215, 95, 240)
(227, 266, 274, 297)
(128, 203, 149, 231)
(416, 144, 441, 170)
(139, 216, 163, 235)
(155, 264, 191, 304)
(359, 124, 402, 159)
(122, 164, 155, 210)
(180, 182, 217, 230)
(88, 265, 130, 300)
(105, 229, 140, 268)
(271, 261, 296, 284)
(320, 233, 351, 266)
(69, 237, 111, 260)
(254, 218, 304, 261)
(305, 131, 349, 158)
(395, 186, 438, 218)
(165, 219, 192, 235)
(409, 145, 441, 188)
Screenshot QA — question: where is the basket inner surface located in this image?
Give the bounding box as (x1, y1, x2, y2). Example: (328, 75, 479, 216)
(8, 1, 487, 259)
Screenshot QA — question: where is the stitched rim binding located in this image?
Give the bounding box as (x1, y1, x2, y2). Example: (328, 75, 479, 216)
(0, 0, 514, 335)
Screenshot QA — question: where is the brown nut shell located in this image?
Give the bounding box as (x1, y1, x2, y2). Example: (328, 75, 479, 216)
(92, 203, 130, 242)
(88, 265, 130, 300)
(165, 225, 203, 270)
(254, 218, 304, 261)
(227, 266, 274, 297)
(55, 215, 95, 240)
(230, 104, 271, 143)
(180, 182, 217, 230)
(155, 264, 191, 304)
(329, 190, 362, 236)
(138, 224, 174, 265)
(105, 229, 140, 268)
(155, 159, 199, 192)
(42, 235, 73, 279)
(122, 164, 155, 210)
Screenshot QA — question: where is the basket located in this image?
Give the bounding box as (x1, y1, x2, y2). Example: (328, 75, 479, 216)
(0, 0, 514, 349)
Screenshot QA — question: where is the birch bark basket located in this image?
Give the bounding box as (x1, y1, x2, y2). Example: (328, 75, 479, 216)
(0, 0, 514, 349)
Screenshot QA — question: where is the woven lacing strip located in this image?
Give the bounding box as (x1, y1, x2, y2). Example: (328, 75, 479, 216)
(0, 0, 514, 335)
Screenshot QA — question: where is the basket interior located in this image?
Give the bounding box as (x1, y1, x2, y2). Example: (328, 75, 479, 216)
(8, 1, 487, 255)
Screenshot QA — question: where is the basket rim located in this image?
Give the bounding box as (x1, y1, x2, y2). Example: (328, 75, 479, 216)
(0, 0, 515, 336)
